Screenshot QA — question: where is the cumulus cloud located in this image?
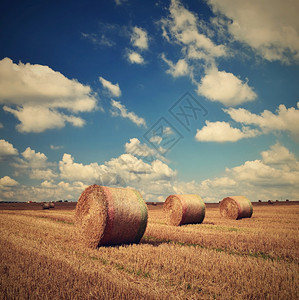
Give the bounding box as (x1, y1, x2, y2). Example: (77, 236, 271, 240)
(59, 153, 106, 182)
(125, 138, 168, 163)
(0, 176, 19, 188)
(3, 105, 85, 133)
(197, 67, 257, 106)
(110, 99, 147, 127)
(125, 138, 157, 157)
(99, 76, 121, 97)
(59, 147, 176, 189)
(195, 121, 260, 142)
(261, 143, 299, 169)
(127, 51, 145, 64)
(0, 139, 18, 159)
(224, 102, 299, 141)
(0, 180, 87, 202)
(175, 143, 299, 202)
(161, 0, 226, 60)
(0, 57, 97, 132)
(161, 54, 190, 77)
(12, 147, 57, 180)
(208, 0, 299, 63)
(131, 27, 149, 50)
(160, 0, 258, 105)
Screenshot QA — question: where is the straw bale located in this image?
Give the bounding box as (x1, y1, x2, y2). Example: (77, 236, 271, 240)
(220, 196, 253, 220)
(75, 185, 148, 248)
(163, 194, 205, 226)
(42, 202, 50, 209)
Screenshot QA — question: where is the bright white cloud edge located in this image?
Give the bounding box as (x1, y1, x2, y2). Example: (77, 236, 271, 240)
(0, 57, 98, 133)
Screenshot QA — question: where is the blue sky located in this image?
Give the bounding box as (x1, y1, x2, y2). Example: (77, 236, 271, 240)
(0, 0, 298, 202)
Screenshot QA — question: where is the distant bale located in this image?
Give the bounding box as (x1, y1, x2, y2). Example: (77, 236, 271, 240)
(42, 202, 50, 209)
(163, 194, 205, 226)
(220, 196, 253, 220)
(49, 202, 55, 208)
(75, 184, 148, 248)
(268, 200, 274, 205)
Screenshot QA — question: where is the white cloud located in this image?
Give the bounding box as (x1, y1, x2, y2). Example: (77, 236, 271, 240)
(59, 147, 177, 192)
(41, 180, 56, 188)
(195, 121, 260, 142)
(12, 147, 57, 180)
(161, 54, 190, 77)
(3, 105, 85, 133)
(59, 153, 106, 182)
(0, 180, 87, 202)
(197, 67, 257, 106)
(110, 99, 147, 127)
(131, 27, 148, 50)
(99, 76, 121, 97)
(149, 135, 163, 145)
(50, 145, 63, 150)
(261, 142, 299, 171)
(125, 138, 156, 157)
(163, 127, 173, 135)
(127, 51, 145, 64)
(125, 138, 167, 160)
(208, 0, 299, 63)
(57, 136, 177, 198)
(0, 176, 19, 188)
(161, 0, 226, 60)
(22, 147, 48, 167)
(0, 57, 97, 132)
(224, 102, 299, 141)
(0, 139, 18, 159)
(160, 1, 258, 105)
(224, 144, 299, 198)
(175, 143, 299, 202)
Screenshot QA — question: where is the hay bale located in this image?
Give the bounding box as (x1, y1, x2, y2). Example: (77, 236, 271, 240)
(163, 194, 205, 226)
(49, 202, 55, 208)
(42, 202, 50, 209)
(75, 184, 148, 248)
(220, 196, 253, 220)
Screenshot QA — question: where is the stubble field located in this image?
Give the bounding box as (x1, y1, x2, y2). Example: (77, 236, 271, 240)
(0, 202, 298, 299)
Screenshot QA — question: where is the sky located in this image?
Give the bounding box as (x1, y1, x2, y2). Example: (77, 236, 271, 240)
(0, 0, 298, 203)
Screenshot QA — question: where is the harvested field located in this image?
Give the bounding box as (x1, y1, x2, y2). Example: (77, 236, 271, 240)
(0, 202, 298, 299)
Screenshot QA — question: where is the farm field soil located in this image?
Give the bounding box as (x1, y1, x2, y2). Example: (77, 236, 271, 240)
(0, 203, 298, 299)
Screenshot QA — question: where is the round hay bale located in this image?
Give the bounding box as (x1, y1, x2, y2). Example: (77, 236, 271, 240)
(220, 196, 253, 220)
(163, 194, 205, 226)
(42, 202, 50, 209)
(75, 184, 148, 248)
(49, 202, 55, 208)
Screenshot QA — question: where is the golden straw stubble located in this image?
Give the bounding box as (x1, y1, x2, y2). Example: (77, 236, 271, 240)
(220, 196, 253, 220)
(163, 194, 205, 226)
